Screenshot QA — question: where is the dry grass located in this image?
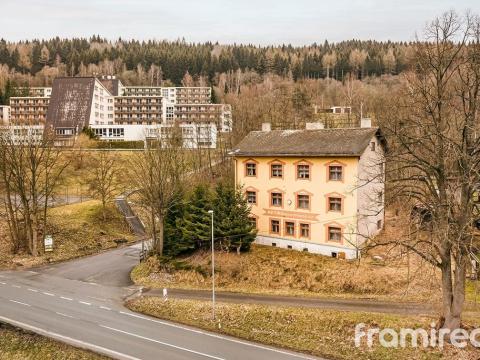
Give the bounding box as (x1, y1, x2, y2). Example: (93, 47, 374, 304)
(127, 297, 479, 360)
(0, 200, 135, 270)
(131, 243, 441, 302)
(0, 322, 107, 360)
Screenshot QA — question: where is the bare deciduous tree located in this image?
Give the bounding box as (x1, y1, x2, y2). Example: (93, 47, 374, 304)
(374, 11, 480, 331)
(0, 127, 67, 255)
(129, 128, 188, 255)
(87, 151, 120, 221)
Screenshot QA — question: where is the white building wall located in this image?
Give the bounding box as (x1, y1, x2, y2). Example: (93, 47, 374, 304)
(90, 79, 114, 126)
(356, 134, 385, 246)
(255, 235, 358, 259)
(0, 105, 10, 125)
(89, 122, 217, 149)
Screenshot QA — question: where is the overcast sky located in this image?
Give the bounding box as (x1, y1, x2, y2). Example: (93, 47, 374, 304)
(2, 0, 479, 45)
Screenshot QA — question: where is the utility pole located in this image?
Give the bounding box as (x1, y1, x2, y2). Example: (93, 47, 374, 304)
(207, 210, 215, 320)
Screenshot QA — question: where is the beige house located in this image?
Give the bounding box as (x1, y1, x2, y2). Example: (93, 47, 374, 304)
(231, 124, 386, 259)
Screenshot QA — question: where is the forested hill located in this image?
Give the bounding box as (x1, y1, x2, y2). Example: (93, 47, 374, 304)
(0, 36, 412, 86)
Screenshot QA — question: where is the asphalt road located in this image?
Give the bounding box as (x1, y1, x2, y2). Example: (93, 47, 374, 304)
(0, 243, 318, 360)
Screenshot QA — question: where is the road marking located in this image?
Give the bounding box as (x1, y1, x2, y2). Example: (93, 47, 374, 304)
(99, 306, 111, 311)
(60, 296, 73, 301)
(88, 282, 99, 286)
(27, 288, 38, 293)
(11, 285, 21, 288)
(55, 312, 75, 319)
(9, 300, 31, 307)
(0, 282, 6, 285)
(99, 325, 225, 360)
(119, 311, 315, 359)
(88, 295, 107, 302)
(79, 301, 91, 306)
(0, 315, 141, 360)
(42, 292, 55, 296)
(28, 271, 38, 274)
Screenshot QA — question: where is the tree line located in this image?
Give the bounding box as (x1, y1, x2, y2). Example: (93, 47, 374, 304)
(0, 36, 412, 91)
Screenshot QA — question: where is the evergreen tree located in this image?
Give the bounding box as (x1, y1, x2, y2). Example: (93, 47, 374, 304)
(163, 191, 189, 256)
(178, 184, 212, 251)
(213, 183, 256, 253)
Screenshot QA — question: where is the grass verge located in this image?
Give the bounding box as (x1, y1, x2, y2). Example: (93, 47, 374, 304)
(0, 322, 108, 360)
(131, 244, 440, 302)
(126, 297, 479, 360)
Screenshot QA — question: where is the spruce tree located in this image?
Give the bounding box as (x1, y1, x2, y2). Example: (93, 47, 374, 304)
(213, 183, 256, 253)
(178, 184, 212, 251)
(163, 191, 188, 256)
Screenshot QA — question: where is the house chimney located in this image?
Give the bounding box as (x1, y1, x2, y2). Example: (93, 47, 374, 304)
(305, 122, 324, 130)
(360, 118, 372, 128)
(262, 122, 271, 132)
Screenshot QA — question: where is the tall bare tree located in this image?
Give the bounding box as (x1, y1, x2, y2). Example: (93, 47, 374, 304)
(374, 11, 480, 331)
(0, 127, 67, 255)
(87, 151, 120, 221)
(129, 128, 188, 255)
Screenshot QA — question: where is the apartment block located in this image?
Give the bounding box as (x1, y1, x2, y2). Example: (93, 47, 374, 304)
(231, 123, 385, 259)
(114, 96, 163, 124)
(175, 103, 232, 132)
(8, 76, 230, 148)
(45, 77, 112, 143)
(122, 86, 211, 104)
(9, 96, 50, 125)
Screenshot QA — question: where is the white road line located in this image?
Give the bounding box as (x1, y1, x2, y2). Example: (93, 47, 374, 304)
(88, 296, 107, 302)
(99, 325, 225, 360)
(99, 306, 112, 311)
(60, 296, 73, 301)
(28, 271, 38, 274)
(79, 301, 91, 306)
(55, 312, 75, 319)
(0, 315, 141, 360)
(9, 300, 31, 307)
(118, 311, 315, 359)
(11, 285, 21, 288)
(88, 282, 99, 286)
(0, 282, 6, 285)
(27, 288, 38, 293)
(42, 292, 55, 296)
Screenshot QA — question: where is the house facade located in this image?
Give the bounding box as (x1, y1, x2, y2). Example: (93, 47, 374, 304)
(232, 124, 385, 259)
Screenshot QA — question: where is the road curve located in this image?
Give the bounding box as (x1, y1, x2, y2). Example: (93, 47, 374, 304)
(0, 243, 320, 360)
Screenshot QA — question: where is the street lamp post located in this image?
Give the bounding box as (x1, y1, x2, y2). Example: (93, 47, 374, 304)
(207, 210, 215, 320)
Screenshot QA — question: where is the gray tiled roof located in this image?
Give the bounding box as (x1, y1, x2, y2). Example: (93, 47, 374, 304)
(230, 127, 382, 157)
(46, 77, 95, 130)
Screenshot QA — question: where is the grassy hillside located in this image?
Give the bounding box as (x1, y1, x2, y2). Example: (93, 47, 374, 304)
(0, 200, 135, 270)
(131, 244, 440, 302)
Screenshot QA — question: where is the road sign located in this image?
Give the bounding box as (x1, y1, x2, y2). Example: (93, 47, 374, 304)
(44, 235, 53, 252)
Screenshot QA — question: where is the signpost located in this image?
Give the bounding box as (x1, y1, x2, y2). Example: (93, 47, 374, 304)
(44, 235, 53, 252)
